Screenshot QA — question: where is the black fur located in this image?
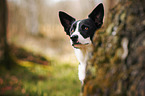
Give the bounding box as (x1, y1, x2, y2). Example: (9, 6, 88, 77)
(59, 11, 75, 36)
(88, 3, 104, 28)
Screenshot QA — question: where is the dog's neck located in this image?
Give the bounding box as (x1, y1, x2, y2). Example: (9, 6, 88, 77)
(74, 44, 93, 63)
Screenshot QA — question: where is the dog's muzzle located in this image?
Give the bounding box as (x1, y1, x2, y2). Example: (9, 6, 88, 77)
(71, 35, 78, 42)
(71, 35, 80, 44)
(71, 35, 89, 48)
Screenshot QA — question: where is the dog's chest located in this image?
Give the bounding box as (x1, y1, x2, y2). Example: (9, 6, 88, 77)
(74, 45, 92, 64)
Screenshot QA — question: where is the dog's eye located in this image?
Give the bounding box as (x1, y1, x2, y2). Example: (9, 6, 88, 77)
(82, 25, 89, 31)
(71, 29, 74, 32)
(84, 27, 89, 30)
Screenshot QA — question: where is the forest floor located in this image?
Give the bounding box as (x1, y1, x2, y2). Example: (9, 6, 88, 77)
(0, 45, 81, 96)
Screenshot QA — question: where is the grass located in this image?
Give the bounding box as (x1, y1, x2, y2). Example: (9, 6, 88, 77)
(0, 58, 81, 96)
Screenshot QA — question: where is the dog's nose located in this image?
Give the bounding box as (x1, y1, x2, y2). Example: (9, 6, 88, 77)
(70, 35, 78, 42)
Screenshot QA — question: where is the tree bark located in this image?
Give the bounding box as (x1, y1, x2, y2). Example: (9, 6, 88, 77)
(84, 0, 145, 95)
(0, 0, 12, 68)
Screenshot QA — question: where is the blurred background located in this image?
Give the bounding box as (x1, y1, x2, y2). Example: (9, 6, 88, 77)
(7, 0, 118, 62)
(8, 0, 105, 61)
(0, 0, 118, 95)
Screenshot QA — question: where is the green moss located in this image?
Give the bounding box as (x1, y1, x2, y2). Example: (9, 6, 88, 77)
(106, 23, 114, 35)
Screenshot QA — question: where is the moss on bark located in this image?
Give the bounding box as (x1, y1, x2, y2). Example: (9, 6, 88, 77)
(84, 0, 145, 95)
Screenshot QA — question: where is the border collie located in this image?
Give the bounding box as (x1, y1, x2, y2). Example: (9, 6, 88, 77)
(59, 3, 104, 84)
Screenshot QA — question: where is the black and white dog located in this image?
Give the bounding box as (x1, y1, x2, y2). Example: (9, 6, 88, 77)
(59, 3, 104, 84)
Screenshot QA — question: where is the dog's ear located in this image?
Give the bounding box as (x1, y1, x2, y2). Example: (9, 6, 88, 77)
(59, 11, 76, 36)
(88, 3, 104, 28)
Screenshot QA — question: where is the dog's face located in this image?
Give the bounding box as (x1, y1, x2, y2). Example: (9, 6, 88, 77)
(59, 3, 104, 48)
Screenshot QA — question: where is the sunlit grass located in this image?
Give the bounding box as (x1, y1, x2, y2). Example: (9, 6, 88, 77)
(0, 58, 81, 96)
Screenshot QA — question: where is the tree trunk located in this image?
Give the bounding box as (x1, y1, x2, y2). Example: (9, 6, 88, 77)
(0, 0, 12, 69)
(84, 0, 145, 95)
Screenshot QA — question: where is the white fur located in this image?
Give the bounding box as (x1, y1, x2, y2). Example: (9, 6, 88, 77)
(70, 21, 93, 84)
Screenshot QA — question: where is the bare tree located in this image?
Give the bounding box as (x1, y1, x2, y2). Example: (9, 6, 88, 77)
(0, 0, 13, 68)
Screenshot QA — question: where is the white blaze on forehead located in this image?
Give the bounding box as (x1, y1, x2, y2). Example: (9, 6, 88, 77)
(76, 21, 81, 32)
(71, 21, 80, 36)
(71, 21, 91, 45)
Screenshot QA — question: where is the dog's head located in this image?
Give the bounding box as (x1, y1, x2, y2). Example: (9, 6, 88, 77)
(59, 3, 104, 48)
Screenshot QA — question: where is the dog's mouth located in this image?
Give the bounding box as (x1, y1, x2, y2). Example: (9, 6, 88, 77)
(72, 41, 89, 48)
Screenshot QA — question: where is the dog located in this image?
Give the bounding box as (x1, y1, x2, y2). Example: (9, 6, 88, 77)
(59, 3, 104, 84)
